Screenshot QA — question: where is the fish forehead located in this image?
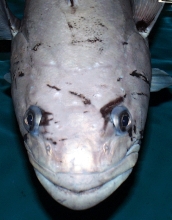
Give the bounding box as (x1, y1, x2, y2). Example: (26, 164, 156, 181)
(18, 0, 151, 79)
(23, 0, 133, 39)
(21, 0, 135, 68)
(16, 60, 149, 117)
(13, 0, 151, 86)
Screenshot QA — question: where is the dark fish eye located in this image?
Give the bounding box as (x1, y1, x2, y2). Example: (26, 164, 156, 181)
(27, 114, 33, 126)
(23, 106, 42, 136)
(121, 113, 130, 128)
(110, 106, 131, 135)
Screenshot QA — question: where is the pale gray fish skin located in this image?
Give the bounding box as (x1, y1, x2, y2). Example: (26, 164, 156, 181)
(2, 0, 164, 210)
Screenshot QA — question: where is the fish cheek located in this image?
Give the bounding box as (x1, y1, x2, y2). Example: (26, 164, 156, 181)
(24, 133, 49, 166)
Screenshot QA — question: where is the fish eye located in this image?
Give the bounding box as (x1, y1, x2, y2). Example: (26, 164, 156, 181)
(110, 106, 132, 135)
(23, 106, 42, 136)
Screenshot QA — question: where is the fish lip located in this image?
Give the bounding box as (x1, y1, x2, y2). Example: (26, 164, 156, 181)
(35, 168, 132, 195)
(37, 170, 104, 195)
(126, 143, 140, 156)
(56, 183, 102, 195)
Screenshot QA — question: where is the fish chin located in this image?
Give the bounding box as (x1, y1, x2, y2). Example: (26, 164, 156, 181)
(35, 168, 132, 210)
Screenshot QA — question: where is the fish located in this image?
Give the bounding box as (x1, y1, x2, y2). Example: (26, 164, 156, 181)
(0, 0, 171, 210)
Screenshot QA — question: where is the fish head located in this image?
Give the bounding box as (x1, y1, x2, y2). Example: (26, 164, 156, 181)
(10, 1, 151, 210)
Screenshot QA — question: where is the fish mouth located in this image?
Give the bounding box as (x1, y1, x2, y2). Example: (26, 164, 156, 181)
(37, 143, 140, 194)
(36, 168, 132, 195)
(50, 177, 105, 195)
(32, 143, 140, 210)
(35, 168, 132, 210)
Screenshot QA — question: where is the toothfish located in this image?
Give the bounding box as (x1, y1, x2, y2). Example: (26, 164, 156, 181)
(1, 0, 171, 210)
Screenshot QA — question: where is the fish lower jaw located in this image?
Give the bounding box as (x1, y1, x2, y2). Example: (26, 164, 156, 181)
(35, 168, 132, 210)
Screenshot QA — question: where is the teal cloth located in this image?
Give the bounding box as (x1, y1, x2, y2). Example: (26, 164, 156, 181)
(0, 2, 172, 220)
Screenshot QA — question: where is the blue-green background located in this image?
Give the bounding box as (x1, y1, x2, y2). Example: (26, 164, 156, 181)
(0, 1, 172, 219)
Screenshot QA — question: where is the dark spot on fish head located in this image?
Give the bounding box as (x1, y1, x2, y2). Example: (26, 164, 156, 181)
(18, 72, 24, 77)
(128, 127, 133, 141)
(100, 84, 107, 88)
(70, 0, 74, 7)
(130, 70, 150, 85)
(23, 133, 28, 142)
(99, 47, 103, 53)
(32, 43, 41, 51)
(87, 37, 102, 43)
(83, 99, 91, 105)
(100, 97, 124, 130)
(137, 93, 148, 97)
(136, 20, 148, 32)
(68, 22, 73, 29)
(100, 97, 124, 119)
(98, 22, 105, 28)
(59, 138, 67, 142)
(139, 130, 144, 139)
(40, 111, 53, 126)
(46, 138, 57, 145)
(47, 84, 61, 91)
(14, 61, 19, 65)
(117, 77, 123, 82)
(71, 6, 77, 14)
(69, 91, 91, 105)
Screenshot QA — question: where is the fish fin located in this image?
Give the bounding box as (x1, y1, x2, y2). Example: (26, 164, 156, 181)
(151, 68, 172, 92)
(0, 0, 21, 40)
(4, 72, 11, 83)
(131, 0, 164, 38)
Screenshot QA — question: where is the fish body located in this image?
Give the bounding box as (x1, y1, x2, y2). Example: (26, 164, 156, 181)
(0, 0, 164, 210)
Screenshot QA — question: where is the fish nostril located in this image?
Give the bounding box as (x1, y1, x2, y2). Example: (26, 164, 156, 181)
(45, 144, 51, 155)
(103, 144, 110, 154)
